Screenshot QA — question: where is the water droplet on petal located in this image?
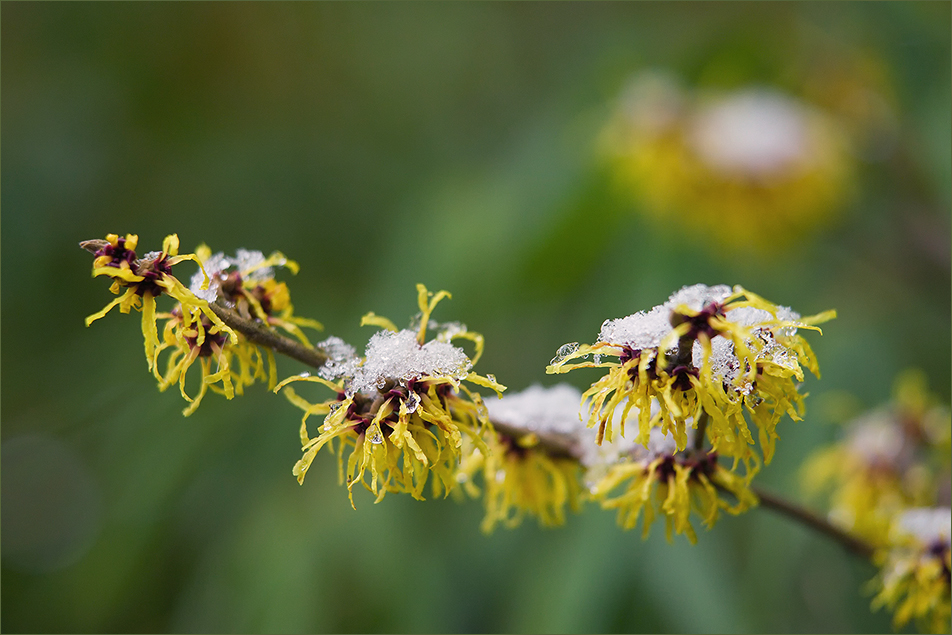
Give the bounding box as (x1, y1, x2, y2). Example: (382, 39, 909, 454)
(368, 427, 384, 444)
(551, 342, 580, 365)
(406, 392, 420, 413)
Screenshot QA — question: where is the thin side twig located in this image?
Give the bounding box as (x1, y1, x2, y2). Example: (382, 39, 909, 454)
(489, 420, 583, 461)
(751, 485, 875, 560)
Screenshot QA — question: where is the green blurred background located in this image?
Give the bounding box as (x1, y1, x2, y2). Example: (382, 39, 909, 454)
(2, 3, 949, 633)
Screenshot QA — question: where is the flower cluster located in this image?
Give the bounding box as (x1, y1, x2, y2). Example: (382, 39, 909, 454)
(155, 245, 322, 415)
(468, 383, 759, 543)
(457, 384, 589, 533)
(84, 233, 236, 377)
(548, 284, 832, 461)
(188, 245, 322, 345)
(802, 370, 951, 632)
(86, 245, 843, 549)
(84, 234, 322, 416)
(583, 426, 756, 543)
(872, 508, 951, 634)
(456, 381, 758, 543)
(802, 370, 951, 546)
(276, 284, 505, 507)
(546, 283, 832, 540)
(602, 72, 853, 249)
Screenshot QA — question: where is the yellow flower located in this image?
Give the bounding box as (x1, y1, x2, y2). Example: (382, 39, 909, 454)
(153, 245, 323, 416)
(603, 72, 853, 250)
(276, 284, 505, 508)
(153, 311, 240, 416)
(190, 245, 323, 346)
(548, 284, 834, 472)
(872, 507, 951, 634)
(802, 370, 951, 546)
(583, 427, 757, 544)
(457, 384, 590, 533)
(83, 233, 236, 371)
(457, 433, 583, 534)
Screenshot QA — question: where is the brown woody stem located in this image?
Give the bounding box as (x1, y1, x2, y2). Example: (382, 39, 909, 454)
(694, 411, 709, 452)
(208, 301, 328, 369)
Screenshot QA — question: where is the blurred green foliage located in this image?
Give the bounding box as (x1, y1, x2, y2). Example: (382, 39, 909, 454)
(2, 3, 949, 633)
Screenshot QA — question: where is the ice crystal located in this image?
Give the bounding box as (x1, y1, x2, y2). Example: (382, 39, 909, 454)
(347, 329, 471, 396)
(665, 283, 733, 312)
(189, 251, 232, 302)
(405, 391, 421, 413)
(434, 321, 468, 341)
(598, 305, 671, 351)
(897, 507, 952, 544)
(581, 423, 696, 487)
(597, 284, 732, 350)
(580, 433, 639, 471)
(630, 426, 696, 462)
(844, 412, 907, 466)
(316, 336, 361, 382)
(486, 384, 587, 436)
(234, 248, 274, 282)
(188, 248, 293, 302)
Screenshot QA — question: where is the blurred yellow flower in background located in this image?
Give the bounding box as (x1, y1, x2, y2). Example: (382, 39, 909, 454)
(603, 72, 855, 249)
